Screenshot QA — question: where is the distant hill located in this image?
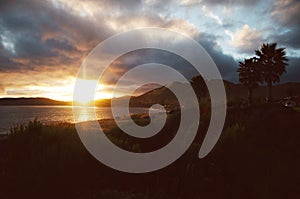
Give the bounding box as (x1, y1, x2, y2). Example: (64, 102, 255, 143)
(128, 80, 300, 106)
(0, 98, 71, 106)
(94, 83, 188, 107)
(1, 82, 300, 106)
(130, 81, 300, 105)
(129, 82, 187, 107)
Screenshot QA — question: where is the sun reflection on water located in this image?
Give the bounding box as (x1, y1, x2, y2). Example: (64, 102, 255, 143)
(73, 106, 98, 123)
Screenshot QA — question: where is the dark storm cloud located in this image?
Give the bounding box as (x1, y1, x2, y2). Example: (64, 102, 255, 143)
(271, 0, 300, 26)
(100, 49, 198, 85)
(281, 57, 300, 83)
(0, 37, 19, 71)
(196, 33, 238, 82)
(100, 31, 239, 86)
(268, 27, 300, 49)
(0, 0, 114, 72)
(0, 0, 238, 82)
(268, 0, 300, 50)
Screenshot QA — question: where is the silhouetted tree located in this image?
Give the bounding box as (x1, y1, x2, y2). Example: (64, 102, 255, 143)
(190, 75, 208, 100)
(255, 43, 288, 102)
(237, 58, 262, 105)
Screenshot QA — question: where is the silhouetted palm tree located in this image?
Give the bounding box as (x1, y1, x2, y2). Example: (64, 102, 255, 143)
(255, 43, 288, 102)
(237, 58, 262, 105)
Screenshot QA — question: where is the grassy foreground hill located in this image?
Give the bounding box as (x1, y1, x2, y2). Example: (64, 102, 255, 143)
(1, 103, 300, 198)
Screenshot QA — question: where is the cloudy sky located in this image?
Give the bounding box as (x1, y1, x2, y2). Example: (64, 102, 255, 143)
(0, 0, 299, 101)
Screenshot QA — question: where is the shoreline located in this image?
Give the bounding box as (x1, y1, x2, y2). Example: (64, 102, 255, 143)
(0, 111, 168, 140)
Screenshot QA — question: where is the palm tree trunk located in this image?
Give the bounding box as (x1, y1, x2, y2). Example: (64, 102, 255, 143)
(266, 81, 272, 102)
(248, 88, 253, 106)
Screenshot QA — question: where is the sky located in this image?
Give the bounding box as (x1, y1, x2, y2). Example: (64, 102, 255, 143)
(0, 0, 300, 101)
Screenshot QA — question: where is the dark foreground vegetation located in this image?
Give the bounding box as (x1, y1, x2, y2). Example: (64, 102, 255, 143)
(1, 104, 300, 198)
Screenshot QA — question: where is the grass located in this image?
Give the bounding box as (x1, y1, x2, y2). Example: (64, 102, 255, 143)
(1, 104, 300, 198)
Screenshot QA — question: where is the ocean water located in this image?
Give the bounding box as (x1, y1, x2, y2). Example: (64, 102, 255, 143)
(0, 106, 150, 134)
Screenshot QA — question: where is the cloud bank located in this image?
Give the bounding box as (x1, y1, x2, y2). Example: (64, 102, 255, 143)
(0, 0, 299, 99)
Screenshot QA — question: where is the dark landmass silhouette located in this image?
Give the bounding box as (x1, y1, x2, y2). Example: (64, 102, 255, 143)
(1, 81, 300, 106)
(0, 97, 71, 106)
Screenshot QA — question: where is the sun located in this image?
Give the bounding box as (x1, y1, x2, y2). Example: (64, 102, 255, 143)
(72, 79, 100, 104)
(73, 79, 113, 105)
